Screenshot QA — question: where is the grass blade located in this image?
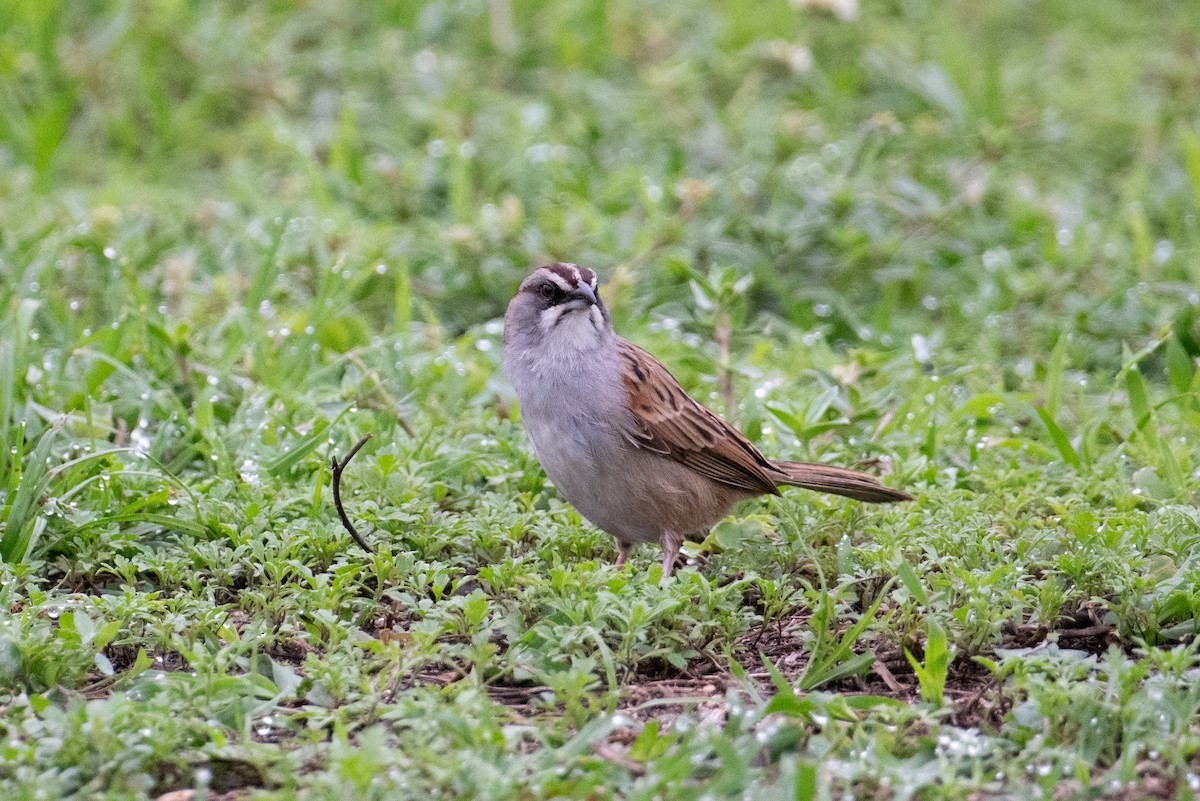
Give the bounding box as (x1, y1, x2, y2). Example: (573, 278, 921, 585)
(1045, 334, 1067, 418)
(1035, 406, 1080, 468)
(266, 405, 351, 478)
(1125, 365, 1158, 448)
(1, 425, 56, 563)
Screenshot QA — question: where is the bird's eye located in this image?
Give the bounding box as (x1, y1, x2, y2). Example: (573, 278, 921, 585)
(538, 283, 558, 301)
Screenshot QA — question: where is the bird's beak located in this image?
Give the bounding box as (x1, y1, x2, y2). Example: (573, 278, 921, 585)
(565, 284, 598, 309)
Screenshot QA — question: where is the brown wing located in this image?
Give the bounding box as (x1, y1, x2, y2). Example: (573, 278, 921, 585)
(616, 339, 781, 496)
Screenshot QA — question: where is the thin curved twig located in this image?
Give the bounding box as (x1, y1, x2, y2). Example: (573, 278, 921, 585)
(331, 434, 376, 554)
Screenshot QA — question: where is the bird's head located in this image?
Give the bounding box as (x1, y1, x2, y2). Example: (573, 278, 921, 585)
(504, 263, 611, 361)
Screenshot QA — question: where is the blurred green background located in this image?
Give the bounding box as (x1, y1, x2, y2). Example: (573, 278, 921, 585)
(3, 0, 1198, 367)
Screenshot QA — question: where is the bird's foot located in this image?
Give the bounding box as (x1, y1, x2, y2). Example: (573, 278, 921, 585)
(659, 530, 684, 580)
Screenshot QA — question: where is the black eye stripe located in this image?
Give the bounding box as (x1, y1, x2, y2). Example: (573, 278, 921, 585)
(519, 266, 603, 306)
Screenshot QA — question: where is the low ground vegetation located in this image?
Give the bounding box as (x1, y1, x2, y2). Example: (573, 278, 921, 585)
(2, 1, 1200, 798)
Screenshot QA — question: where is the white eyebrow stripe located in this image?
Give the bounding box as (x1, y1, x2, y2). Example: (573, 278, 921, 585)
(539, 269, 575, 291)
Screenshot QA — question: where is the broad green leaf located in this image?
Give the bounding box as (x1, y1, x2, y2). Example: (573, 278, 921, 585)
(1166, 336, 1194, 396)
(896, 561, 929, 606)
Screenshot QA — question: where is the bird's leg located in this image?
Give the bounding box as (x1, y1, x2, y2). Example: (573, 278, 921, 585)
(615, 540, 632, 567)
(660, 530, 684, 578)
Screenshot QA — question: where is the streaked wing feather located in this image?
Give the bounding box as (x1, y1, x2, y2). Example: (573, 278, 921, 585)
(616, 339, 780, 495)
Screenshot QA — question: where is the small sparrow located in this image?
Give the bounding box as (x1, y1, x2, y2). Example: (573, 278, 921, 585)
(503, 263, 913, 576)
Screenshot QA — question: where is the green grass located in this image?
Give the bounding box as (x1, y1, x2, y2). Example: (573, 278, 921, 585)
(3, 0, 1200, 798)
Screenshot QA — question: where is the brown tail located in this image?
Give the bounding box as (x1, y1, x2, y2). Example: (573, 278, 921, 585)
(770, 460, 913, 503)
